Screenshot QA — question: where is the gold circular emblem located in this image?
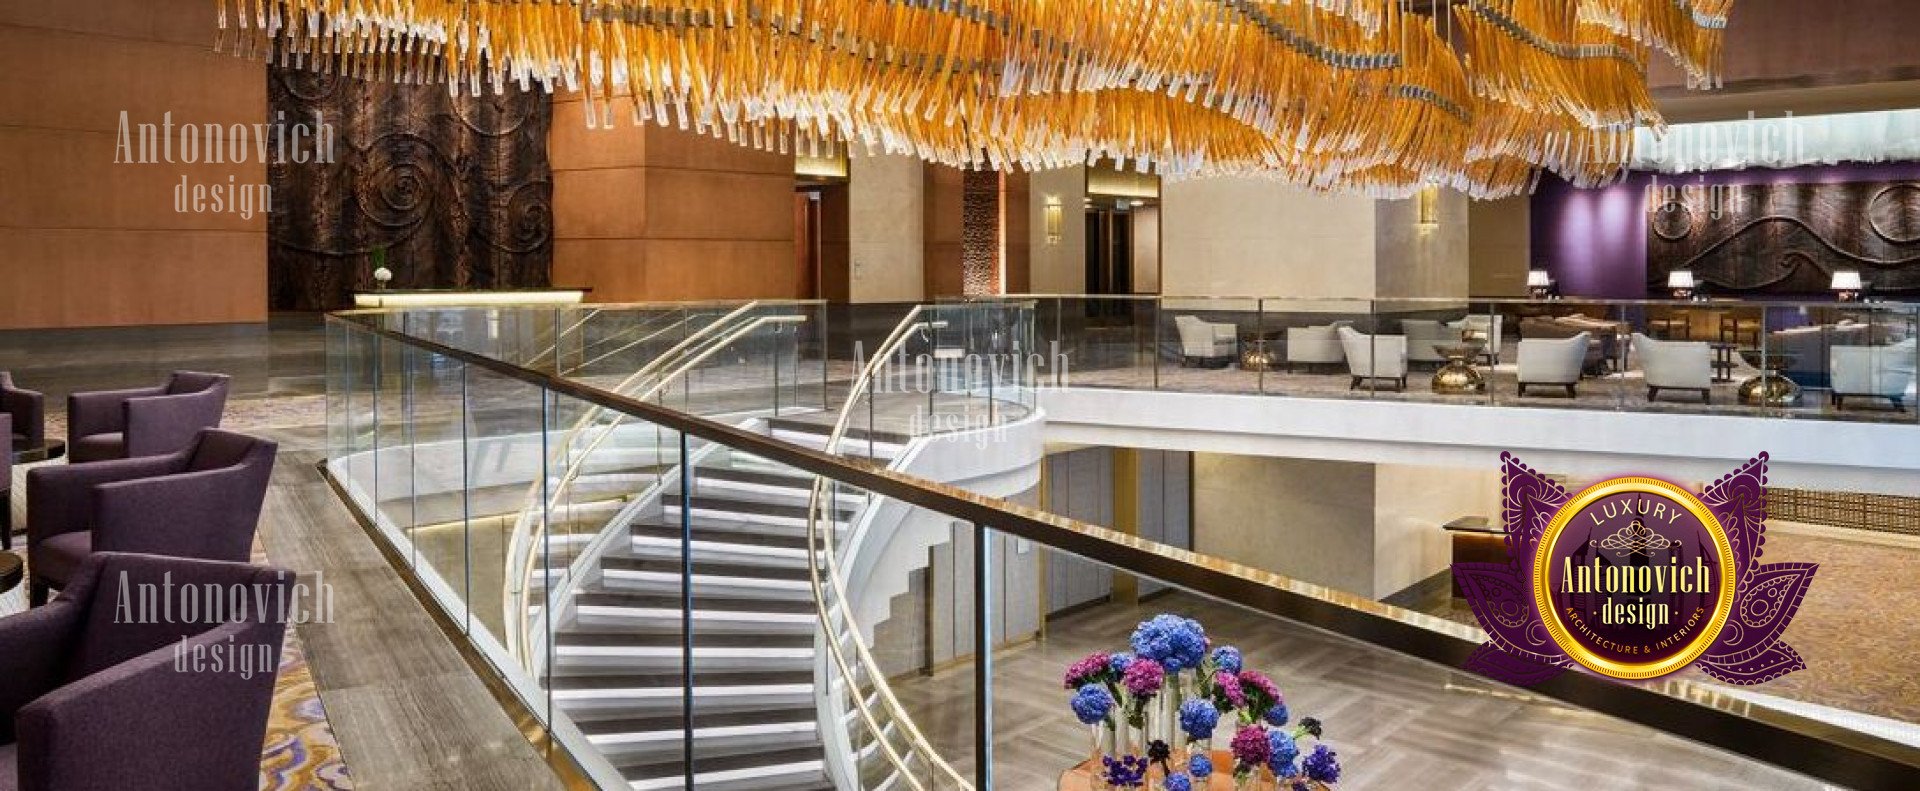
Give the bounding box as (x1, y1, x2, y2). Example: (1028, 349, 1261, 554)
(1530, 477, 1738, 680)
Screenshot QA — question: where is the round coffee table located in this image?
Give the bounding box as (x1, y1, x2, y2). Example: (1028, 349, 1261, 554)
(1431, 340, 1488, 395)
(0, 552, 21, 595)
(12, 438, 65, 464)
(1738, 350, 1801, 407)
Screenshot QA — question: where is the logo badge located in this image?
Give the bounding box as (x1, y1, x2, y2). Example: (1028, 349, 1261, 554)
(1455, 453, 1817, 686)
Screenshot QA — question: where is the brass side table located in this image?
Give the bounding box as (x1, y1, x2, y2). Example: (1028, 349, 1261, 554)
(1739, 350, 1802, 407)
(1431, 340, 1488, 395)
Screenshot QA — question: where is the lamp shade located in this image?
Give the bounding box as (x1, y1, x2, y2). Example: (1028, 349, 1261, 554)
(1527, 269, 1553, 288)
(1831, 270, 1864, 291)
(1667, 270, 1696, 289)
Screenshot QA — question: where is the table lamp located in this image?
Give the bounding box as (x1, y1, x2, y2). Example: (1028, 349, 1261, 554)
(1527, 269, 1553, 299)
(1667, 270, 1696, 300)
(1832, 270, 1863, 302)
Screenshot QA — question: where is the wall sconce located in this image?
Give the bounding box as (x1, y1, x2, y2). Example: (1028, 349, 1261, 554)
(1043, 196, 1064, 245)
(1832, 270, 1863, 302)
(1415, 185, 1441, 230)
(1667, 269, 1696, 300)
(1527, 269, 1554, 299)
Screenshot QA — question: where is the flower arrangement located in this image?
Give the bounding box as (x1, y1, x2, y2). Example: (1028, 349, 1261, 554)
(1065, 614, 1344, 790)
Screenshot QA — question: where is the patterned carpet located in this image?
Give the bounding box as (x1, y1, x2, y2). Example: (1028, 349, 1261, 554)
(5, 394, 351, 789)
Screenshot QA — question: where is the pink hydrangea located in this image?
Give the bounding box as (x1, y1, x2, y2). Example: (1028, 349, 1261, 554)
(1064, 651, 1112, 689)
(1214, 671, 1247, 708)
(1229, 724, 1271, 770)
(1122, 657, 1166, 698)
(1238, 669, 1282, 702)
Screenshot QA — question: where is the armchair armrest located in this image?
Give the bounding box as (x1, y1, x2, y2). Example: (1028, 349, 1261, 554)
(0, 598, 84, 743)
(67, 385, 167, 439)
(25, 453, 188, 542)
(16, 621, 278, 791)
(1, 377, 45, 447)
(125, 392, 226, 458)
(92, 468, 258, 562)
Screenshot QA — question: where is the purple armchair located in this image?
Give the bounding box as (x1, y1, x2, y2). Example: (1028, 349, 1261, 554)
(1, 373, 43, 453)
(66, 371, 230, 464)
(25, 429, 276, 608)
(0, 552, 293, 791)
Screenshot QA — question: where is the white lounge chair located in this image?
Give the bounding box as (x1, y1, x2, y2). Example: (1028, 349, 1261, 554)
(1517, 333, 1591, 397)
(1337, 326, 1409, 391)
(1830, 338, 1917, 410)
(1633, 333, 1713, 403)
(1174, 315, 1237, 368)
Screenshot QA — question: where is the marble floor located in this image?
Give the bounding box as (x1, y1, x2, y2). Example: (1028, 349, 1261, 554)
(891, 592, 1834, 791)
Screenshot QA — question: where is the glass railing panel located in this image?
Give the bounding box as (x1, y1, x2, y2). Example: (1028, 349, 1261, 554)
(370, 326, 417, 557)
(1504, 298, 1632, 411)
(1778, 302, 1920, 424)
(399, 344, 473, 627)
(985, 531, 1835, 790)
(1157, 297, 1261, 396)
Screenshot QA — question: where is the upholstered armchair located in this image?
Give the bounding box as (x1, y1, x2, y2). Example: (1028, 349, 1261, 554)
(67, 371, 230, 464)
(1284, 322, 1350, 371)
(1517, 333, 1591, 397)
(0, 553, 293, 791)
(1337, 326, 1409, 391)
(1831, 339, 1918, 410)
(1401, 319, 1451, 366)
(1, 373, 44, 453)
(1173, 315, 1237, 367)
(1633, 333, 1713, 403)
(25, 430, 276, 607)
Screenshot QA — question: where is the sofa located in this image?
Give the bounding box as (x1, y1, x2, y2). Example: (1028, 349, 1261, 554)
(1520, 314, 1623, 374)
(1285, 322, 1351, 371)
(1769, 320, 1907, 390)
(1401, 319, 1452, 366)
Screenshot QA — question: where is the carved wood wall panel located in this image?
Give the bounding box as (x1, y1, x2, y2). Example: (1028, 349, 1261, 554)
(1647, 179, 1920, 296)
(267, 68, 553, 311)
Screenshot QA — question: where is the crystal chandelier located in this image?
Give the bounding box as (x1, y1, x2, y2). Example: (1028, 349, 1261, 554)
(219, 0, 1733, 198)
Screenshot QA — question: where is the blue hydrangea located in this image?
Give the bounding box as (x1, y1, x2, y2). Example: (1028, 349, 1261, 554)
(1109, 652, 1136, 675)
(1188, 753, 1214, 778)
(1164, 773, 1193, 791)
(1210, 646, 1243, 674)
(1264, 702, 1290, 727)
(1070, 684, 1115, 725)
(1303, 744, 1341, 783)
(1267, 731, 1300, 774)
(1177, 698, 1221, 741)
(1130, 614, 1209, 673)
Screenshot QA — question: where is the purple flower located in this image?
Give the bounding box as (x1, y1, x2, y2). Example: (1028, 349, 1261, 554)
(1109, 652, 1136, 676)
(1210, 646, 1243, 674)
(1264, 702, 1291, 727)
(1123, 657, 1166, 698)
(1178, 698, 1221, 741)
(1064, 651, 1112, 689)
(1229, 725, 1271, 772)
(1101, 754, 1148, 788)
(1267, 730, 1300, 774)
(1303, 744, 1341, 783)
(1238, 670, 1283, 721)
(1212, 671, 1246, 709)
(1188, 754, 1214, 778)
(1164, 774, 1193, 791)
(1130, 614, 1210, 673)
(1070, 684, 1115, 726)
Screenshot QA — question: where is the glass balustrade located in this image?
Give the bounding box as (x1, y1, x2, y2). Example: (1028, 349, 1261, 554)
(325, 300, 1920, 791)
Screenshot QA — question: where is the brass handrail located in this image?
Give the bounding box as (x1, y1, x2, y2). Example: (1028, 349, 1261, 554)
(807, 305, 973, 791)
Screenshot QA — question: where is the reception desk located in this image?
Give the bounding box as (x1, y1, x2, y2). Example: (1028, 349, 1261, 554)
(352, 288, 589, 308)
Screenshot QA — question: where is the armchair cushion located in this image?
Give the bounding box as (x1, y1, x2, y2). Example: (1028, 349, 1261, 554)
(28, 533, 90, 591)
(69, 433, 125, 464)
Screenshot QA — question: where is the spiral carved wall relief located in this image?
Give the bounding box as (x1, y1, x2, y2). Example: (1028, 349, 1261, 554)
(267, 67, 554, 311)
(1647, 178, 1920, 296)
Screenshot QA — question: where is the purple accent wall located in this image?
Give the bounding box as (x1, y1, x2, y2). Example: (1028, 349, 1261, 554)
(1530, 162, 1920, 299)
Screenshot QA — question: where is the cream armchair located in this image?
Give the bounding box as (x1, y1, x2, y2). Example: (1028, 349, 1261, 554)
(1830, 338, 1917, 410)
(1402, 319, 1452, 365)
(1517, 333, 1591, 397)
(1337, 326, 1409, 391)
(1633, 333, 1713, 403)
(1285, 322, 1349, 371)
(1174, 315, 1237, 367)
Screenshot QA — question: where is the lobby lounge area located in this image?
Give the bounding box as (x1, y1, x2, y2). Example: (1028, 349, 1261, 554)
(10, 0, 1920, 789)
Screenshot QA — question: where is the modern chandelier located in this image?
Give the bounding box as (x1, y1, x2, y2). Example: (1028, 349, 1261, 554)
(218, 0, 1734, 198)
